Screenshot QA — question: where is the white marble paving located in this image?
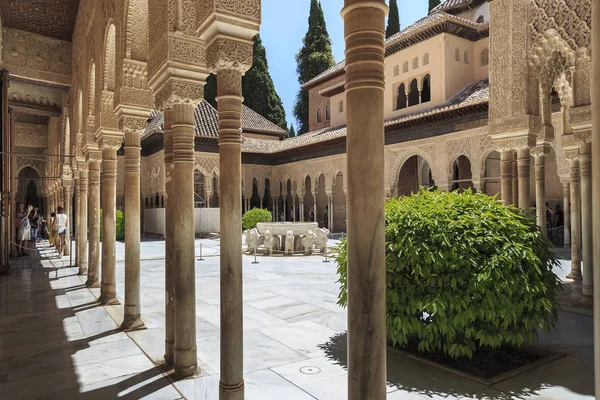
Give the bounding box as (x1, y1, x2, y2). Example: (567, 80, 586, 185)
(0, 239, 595, 400)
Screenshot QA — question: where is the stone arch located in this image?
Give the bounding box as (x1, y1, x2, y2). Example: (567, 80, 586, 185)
(124, 0, 149, 61)
(88, 62, 96, 117)
(391, 148, 437, 188)
(396, 155, 434, 197)
(450, 155, 474, 191)
(103, 22, 117, 91)
(482, 150, 501, 196)
(529, 29, 576, 76)
(408, 79, 419, 106)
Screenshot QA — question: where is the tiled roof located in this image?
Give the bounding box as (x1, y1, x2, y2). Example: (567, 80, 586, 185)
(302, 60, 346, 89)
(143, 100, 285, 139)
(241, 106, 286, 134)
(242, 79, 489, 154)
(318, 81, 346, 96)
(430, 0, 488, 15)
(303, 12, 487, 88)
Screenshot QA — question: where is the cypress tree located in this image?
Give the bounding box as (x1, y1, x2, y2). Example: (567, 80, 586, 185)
(429, 0, 441, 13)
(386, 0, 400, 39)
(202, 34, 287, 131)
(293, 0, 336, 134)
(289, 124, 296, 138)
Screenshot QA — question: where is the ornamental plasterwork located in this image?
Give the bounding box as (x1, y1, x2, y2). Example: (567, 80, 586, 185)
(2, 28, 71, 85)
(447, 137, 473, 163)
(8, 81, 63, 110)
(154, 79, 205, 111)
(16, 156, 43, 176)
(197, 0, 261, 31)
(170, 35, 207, 67)
(15, 123, 48, 148)
(529, 0, 591, 52)
(206, 37, 253, 73)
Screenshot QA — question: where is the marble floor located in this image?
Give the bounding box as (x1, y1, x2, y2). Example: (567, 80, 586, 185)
(0, 239, 594, 399)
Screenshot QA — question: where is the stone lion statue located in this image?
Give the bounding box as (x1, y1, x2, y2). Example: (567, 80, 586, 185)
(314, 228, 330, 253)
(301, 230, 315, 255)
(244, 228, 260, 254)
(263, 230, 276, 256)
(285, 230, 294, 256)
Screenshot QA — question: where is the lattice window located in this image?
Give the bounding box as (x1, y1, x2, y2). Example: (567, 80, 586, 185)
(413, 57, 419, 69)
(464, 51, 469, 64)
(455, 48, 460, 61)
(393, 65, 399, 76)
(423, 53, 429, 66)
(403, 62, 409, 73)
(480, 48, 489, 67)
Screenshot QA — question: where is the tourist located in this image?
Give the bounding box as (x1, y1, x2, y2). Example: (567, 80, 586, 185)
(15, 203, 31, 256)
(49, 212, 57, 248)
(30, 207, 42, 244)
(53, 206, 68, 257)
(323, 206, 329, 229)
(309, 209, 314, 222)
(555, 204, 564, 245)
(545, 202, 555, 243)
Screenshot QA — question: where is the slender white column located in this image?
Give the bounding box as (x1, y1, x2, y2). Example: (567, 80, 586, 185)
(163, 111, 175, 367)
(78, 165, 88, 276)
(171, 104, 197, 378)
(581, 148, 592, 295)
(87, 158, 101, 287)
(500, 149, 513, 205)
(511, 151, 518, 206)
(568, 157, 582, 280)
(516, 147, 530, 210)
(121, 127, 145, 330)
(343, 1, 388, 398)
(563, 180, 571, 247)
(535, 155, 546, 234)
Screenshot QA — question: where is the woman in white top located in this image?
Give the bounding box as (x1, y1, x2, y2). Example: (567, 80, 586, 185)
(53, 206, 68, 257)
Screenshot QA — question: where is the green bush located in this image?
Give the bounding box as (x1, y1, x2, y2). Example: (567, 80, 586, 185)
(335, 189, 560, 359)
(242, 208, 272, 230)
(99, 209, 126, 241)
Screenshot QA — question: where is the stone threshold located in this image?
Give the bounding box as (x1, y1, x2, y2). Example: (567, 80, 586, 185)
(387, 344, 565, 387)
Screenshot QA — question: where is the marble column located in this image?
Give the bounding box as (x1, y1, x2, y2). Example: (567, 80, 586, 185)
(568, 157, 582, 280)
(172, 103, 197, 378)
(516, 147, 530, 210)
(74, 171, 80, 268)
(299, 198, 304, 222)
(534, 155, 546, 234)
(216, 69, 245, 398)
(343, 0, 388, 398)
(77, 165, 89, 276)
(511, 151, 518, 206)
(121, 127, 145, 330)
(563, 180, 571, 247)
(592, 1, 600, 393)
(100, 142, 121, 305)
(63, 184, 72, 256)
(87, 158, 101, 287)
(163, 110, 175, 368)
(500, 149, 513, 205)
(313, 195, 318, 224)
(580, 148, 592, 295)
(283, 198, 287, 221)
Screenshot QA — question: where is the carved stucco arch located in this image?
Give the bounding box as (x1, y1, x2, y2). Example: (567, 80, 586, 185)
(479, 147, 500, 182)
(390, 148, 438, 188)
(124, 0, 149, 62)
(448, 153, 475, 179)
(87, 61, 96, 118)
(103, 22, 117, 92)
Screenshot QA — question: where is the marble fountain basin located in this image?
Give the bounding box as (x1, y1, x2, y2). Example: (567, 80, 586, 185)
(256, 222, 318, 235)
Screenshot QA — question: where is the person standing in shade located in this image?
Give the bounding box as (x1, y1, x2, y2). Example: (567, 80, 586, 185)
(15, 203, 31, 256)
(323, 206, 329, 229)
(29, 207, 40, 244)
(53, 206, 68, 257)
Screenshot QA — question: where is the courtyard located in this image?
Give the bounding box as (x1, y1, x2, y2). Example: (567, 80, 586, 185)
(0, 238, 594, 400)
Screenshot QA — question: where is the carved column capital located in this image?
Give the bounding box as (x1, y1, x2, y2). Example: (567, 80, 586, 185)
(154, 79, 204, 111)
(207, 37, 253, 75)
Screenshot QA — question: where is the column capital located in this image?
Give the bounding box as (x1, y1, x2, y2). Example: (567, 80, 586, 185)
(154, 78, 205, 112)
(85, 148, 103, 163)
(98, 132, 124, 151)
(207, 37, 253, 75)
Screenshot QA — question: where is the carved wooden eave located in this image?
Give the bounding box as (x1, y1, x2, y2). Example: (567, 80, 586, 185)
(385, 12, 489, 57)
(319, 81, 346, 98)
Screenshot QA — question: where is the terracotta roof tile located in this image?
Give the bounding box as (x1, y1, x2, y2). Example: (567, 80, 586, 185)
(143, 100, 285, 139)
(430, 0, 488, 15)
(242, 79, 489, 154)
(302, 60, 346, 89)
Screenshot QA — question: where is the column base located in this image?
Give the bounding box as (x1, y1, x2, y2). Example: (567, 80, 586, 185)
(85, 279, 100, 288)
(78, 267, 88, 276)
(219, 380, 244, 400)
(99, 294, 121, 305)
(174, 363, 199, 380)
(582, 284, 593, 297)
(120, 314, 146, 331)
(566, 270, 583, 280)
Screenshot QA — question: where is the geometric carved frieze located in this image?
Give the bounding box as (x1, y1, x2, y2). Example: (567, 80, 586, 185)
(206, 37, 253, 74)
(8, 79, 65, 112)
(15, 123, 49, 148)
(100, 113, 120, 130)
(2, 28, 71, 86)
(492, 134, 537, 151)
(153, 78, 205, 111)
(197, 0, 261, 37)
(489, 114, 541, 137)
(569, 105, 592, 130)
(114, 87, 155, 109)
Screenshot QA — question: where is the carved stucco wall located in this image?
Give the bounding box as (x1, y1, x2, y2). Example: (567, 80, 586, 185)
(1, 28, 71, 85)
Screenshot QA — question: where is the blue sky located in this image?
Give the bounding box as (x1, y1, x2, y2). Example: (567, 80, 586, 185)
(260, 0, 430, 129)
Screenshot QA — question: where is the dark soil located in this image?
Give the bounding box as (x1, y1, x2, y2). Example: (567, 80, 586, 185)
(395, 340, 546, 380)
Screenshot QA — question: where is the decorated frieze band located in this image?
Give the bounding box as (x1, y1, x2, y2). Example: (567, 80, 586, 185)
(196, 0, 261, 34)
(154, 79, 205, 111)
(206, 37, 253, 74)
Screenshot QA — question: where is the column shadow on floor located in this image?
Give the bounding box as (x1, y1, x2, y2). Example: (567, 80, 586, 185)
(0, 243, 176, 400)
